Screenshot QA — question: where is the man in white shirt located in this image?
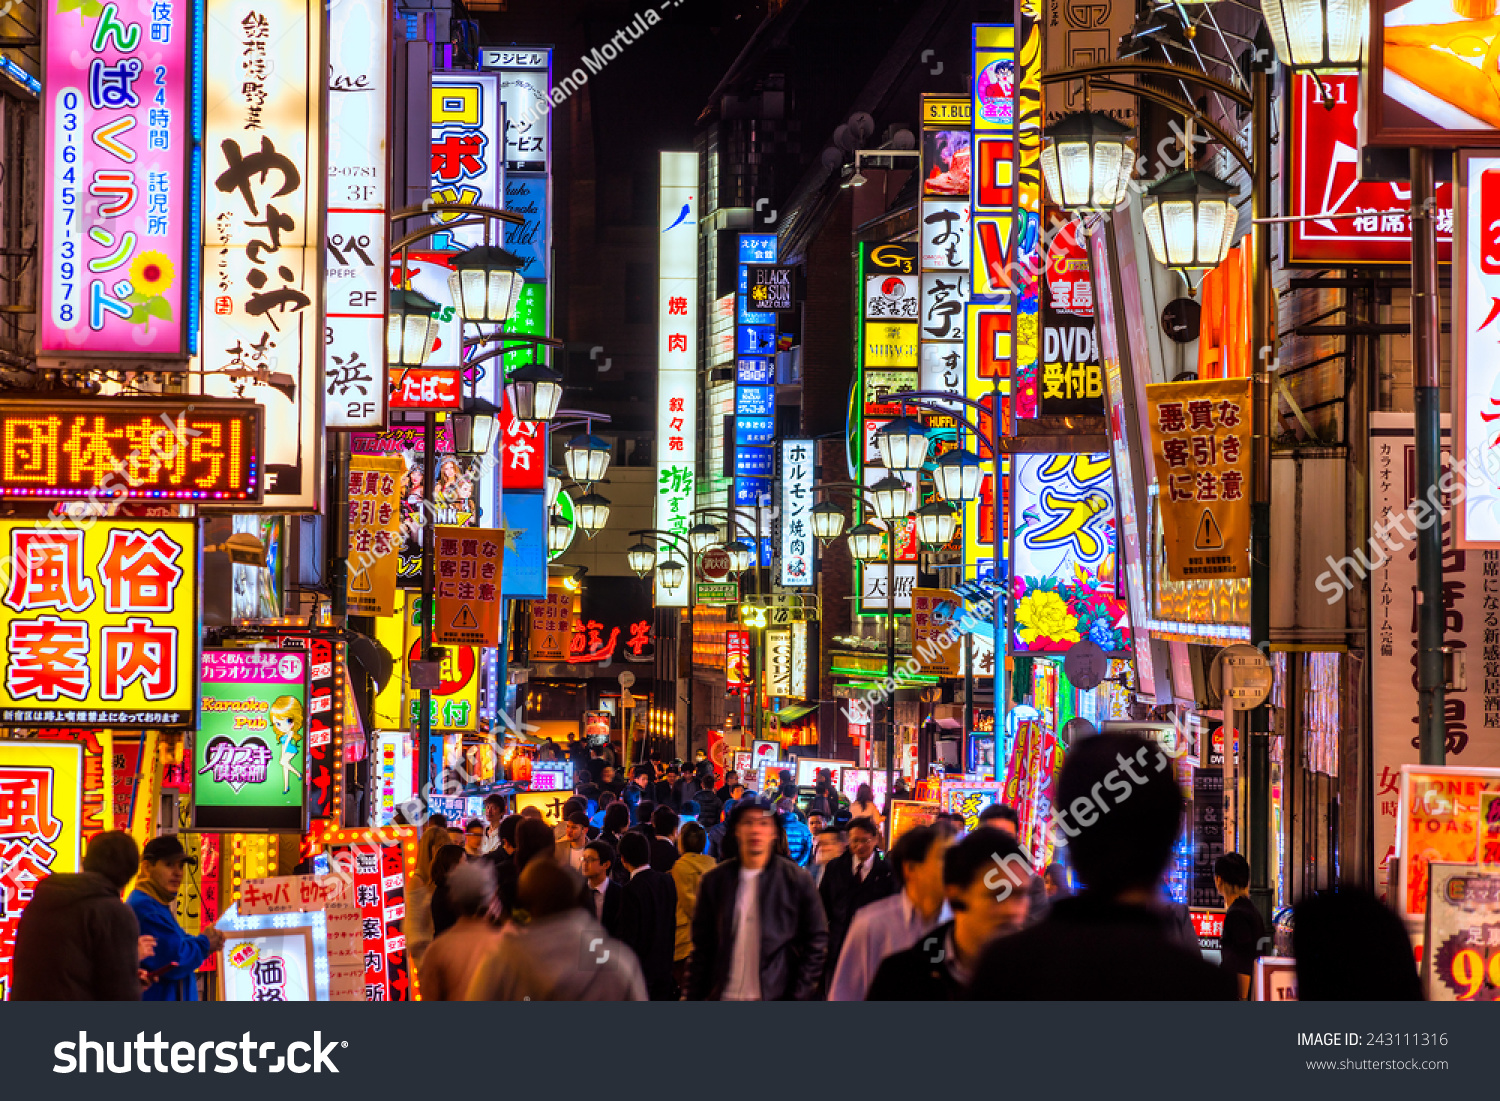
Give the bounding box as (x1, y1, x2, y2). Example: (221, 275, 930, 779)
(828, 825, 950, 1000)
(555, 811, 590, 871)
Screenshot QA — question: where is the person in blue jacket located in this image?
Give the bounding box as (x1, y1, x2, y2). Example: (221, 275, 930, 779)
(128, 836, 224, 1001)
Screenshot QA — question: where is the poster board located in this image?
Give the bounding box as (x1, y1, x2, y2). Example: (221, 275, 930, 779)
(217, 902, 328, 1001)
(1423, 862, 1500, 1001)
(888, 800, 940, 844)
(1396, 765, 1500, 922)
(1253, 958, 1298, 1002)
(240, 874, 363, 1001)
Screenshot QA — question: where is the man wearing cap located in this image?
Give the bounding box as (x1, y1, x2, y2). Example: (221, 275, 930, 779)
(129, 836, 225, 1001)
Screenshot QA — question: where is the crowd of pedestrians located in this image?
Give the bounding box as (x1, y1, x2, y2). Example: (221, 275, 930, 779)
(8, 734, 1423, 1001)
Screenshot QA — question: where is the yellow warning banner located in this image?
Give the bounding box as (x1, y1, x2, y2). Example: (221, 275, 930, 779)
(433, 526, 505, 647)
(347, 455, 404, 617)
(1145, 377, 1252, 581)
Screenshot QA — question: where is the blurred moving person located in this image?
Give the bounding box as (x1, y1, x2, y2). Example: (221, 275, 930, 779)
(817, 815, 894, 989)
(406, 817, 452, 968)
(670, 820, 716, 992)
(867, 828, 1033, 1000)
(11, 831, 143, 1001)
(967, 734, 1235, 1000)
(1293, 889, 1421, 1000)
(419, 861, 505, 1000)
(467, 860, 645, 1000)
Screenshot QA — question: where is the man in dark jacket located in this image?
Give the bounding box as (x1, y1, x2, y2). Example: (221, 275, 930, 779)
(967, 734, 1237, 1000)
(868, 828, 1033, 1000)
(689, 796, 828, 1000)
(616, 830, 678, 1000)
(649, 806, 680, 872)
(11, 830, 143, 1000)
(817, 815, 894, 988)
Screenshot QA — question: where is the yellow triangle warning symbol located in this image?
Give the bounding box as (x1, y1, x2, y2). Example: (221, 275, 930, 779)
(350, 568, 373, 593)
(1194, 509, 1225, 551)
(450, 603, 479, 630)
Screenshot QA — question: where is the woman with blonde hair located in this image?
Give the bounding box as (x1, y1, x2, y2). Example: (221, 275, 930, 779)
(405, 814, 451, 968)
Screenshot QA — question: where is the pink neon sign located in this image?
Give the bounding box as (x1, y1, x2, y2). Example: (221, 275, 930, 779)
(41, 0, 189, 358)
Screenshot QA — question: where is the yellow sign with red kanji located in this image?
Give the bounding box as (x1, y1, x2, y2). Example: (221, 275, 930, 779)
(0, 520, 197, 726)
(346, 455, 403, 617)
(1145, 378, 1252, 581)
(433, 526, 503, 648)
(0, 739, 84, 999)
(529, 588, 574, 662)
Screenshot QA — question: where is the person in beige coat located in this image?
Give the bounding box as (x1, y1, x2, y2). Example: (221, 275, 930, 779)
(669, 821, 717, 993)
(418, 861, 504, 1001)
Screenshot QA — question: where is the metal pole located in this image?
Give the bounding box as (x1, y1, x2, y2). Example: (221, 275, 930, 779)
(331, 434, 351, 623)
(1411, 146, 1447, 768)
(417, 411, 437, 807)
(1248, 63, 1275, 920)
(963, 633, 974, 769)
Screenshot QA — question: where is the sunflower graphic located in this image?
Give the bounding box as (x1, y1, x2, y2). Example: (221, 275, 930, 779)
(130, 251, 175, 297)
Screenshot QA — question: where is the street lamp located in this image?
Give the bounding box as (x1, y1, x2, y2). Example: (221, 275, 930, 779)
(547, 513, 573, 555)
(565, 433, 612, 486)
(811, 501, 847, 542)
(933, 449, 984, 503)
(448, 244, 526, 323)
(545, 467, 563, 509)
(915, 501, 957, 547)
(574, 492, 611, 538)
(724, 540, 754, 574)
(873, 416, 931, 472)
(387, 287, 441, 368)
(846, 521, 887, 563)
(1140, 169, 1241, 272)
(688, 522, 720, 555)
(627, 541, 657, 578)
(450, 397, 500, 458)
(658, 558, 687, 593)
(869, 474, 911, 524)
(1261, 0, 1363, 67)
(505, 362, 564, 424)
(1040, 111, 1136, 213)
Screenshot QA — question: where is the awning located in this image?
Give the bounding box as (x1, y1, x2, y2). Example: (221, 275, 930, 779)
(771, 702, 819, 723)
(934, 716, 962, 730)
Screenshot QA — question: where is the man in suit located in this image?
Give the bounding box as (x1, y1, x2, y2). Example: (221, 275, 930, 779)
(580, 839, 622, 937)
(817, 815, 894, 990)
(649, 806, 680, 872)
(617, 830, 678, 1000)
(555, 811, 590, 872)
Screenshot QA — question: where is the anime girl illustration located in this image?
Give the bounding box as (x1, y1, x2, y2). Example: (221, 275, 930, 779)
(269, 695, 306, 796)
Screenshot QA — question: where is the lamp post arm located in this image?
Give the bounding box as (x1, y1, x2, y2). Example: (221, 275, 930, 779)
(885, 391, 1000, 455)
(628, 528, 691, 559)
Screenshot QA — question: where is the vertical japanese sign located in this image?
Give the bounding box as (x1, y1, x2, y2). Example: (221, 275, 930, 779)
(200, 0, 324, 510)
(656, 150, 698, 608)
(528, 589, 573, 661)
(766, 626, 792, 698)
(430, 72, 502, 249)
(499, 393, 546, 491)
(323, 0, 390, 429)
(273, 633, 342, 819)
(735, 233, 777, 508)
(1145, 378, 1252, 580)
(327, 833, 412, 1001)
(398, 593, 479, 732)
(1040, 221, 1102, 415)
(920, 94, 971, 416)
(240, 873, 362, 1000)
(1370, 414, 1500, 899)
(779, 438, 813, 588)
(0, 519, 196, 725)
(346, 455, 403, 617)
(433, 526, 503, 647)
(1456, 152, 1500, 547)
(41, 0, 190, 361)
(500, 491, 547, 601)
(726, 628, 751, 687)
(192, 649, 308, 832)
(1013, 1, 1043, 420)
(1010, 454, 1127, 654)
(0, 741, 83, 1000)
